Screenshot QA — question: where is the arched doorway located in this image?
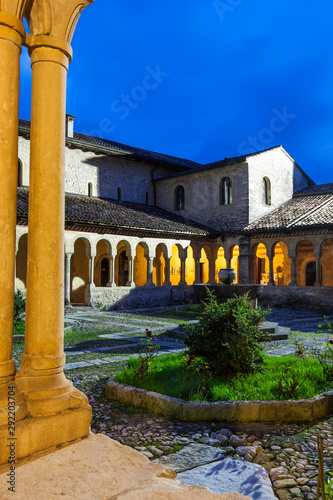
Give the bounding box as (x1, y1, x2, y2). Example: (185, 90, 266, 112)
(306, 261, 316, 286)
(273, 241, 291, 286)
(101, 258, 109, 287)
(71, 238, 91, 304)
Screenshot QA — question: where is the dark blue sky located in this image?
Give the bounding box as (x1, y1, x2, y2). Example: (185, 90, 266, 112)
(20, 1, 333, 184)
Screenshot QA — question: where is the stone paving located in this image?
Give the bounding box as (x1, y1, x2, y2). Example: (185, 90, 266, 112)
(62, 306, 333, 500)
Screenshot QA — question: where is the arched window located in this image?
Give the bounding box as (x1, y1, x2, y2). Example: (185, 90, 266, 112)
(118, 187, 122, 201)
(262, 177, 271, 205)
(175, 186, 185, 211)
(220, 177, 232, 205)
(88, 183, 93, 197)
(17, 160, 22, 187)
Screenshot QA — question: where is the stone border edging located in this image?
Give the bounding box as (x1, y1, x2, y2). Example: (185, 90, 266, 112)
(105, 380, 333, 423)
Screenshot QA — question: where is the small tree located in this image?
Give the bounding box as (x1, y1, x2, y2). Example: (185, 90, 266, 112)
(184, 290, 269, 376)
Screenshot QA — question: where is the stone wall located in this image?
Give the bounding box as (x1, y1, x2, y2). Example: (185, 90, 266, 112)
(155, 163, 249, 232)
(258, 285, 333, 309)
(91, 285, 197, 309)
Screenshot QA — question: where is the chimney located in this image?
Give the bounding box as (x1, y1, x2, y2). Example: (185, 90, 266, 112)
(66, 114, 75, 138)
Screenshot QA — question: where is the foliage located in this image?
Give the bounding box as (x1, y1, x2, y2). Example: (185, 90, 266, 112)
(124, 329, 160, 379)
(324, 472, 333, 499)
(115, 352, 330, 402)
(277, 340, 315, 399)
(316, 318, 333, 381)
(183, 290, 269, 376)
(14, 290, 26, 325)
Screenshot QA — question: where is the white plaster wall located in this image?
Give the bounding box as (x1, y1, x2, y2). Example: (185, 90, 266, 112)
(18, 136, 31, 186)
(247, 148, 311, 224)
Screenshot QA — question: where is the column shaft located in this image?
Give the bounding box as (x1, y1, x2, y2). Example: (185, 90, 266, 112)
(145, 257, 155, 286)
(126, 257, 134, 286)
(64, 253, 72, 305)
(163, 257, 171, 286)
(268, 253, 275, 286)
(289, 255, 297, 286)
(0, 15, 24, 382)
(314, 251, 321, 287)
(107, 257, 115, 287)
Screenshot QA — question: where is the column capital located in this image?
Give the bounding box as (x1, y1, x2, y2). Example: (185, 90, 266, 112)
(26, 33, 72, 64)
(0, 10, 25, 47)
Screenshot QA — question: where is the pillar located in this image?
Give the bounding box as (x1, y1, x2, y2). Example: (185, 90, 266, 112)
(314, 249, 322, 287)
(145, 256, 155, 286)
(193, 259, 201, 284)
(16, 36, 91, 423)
(238, 239, 250, 284)
(267, 247, 275, 286)
(107, 256, 116, 287)
(163, 257, 171, 286)
(179, 250, 187, 286)
(288, 253, 298, 286)
(0, 11, 27, 434)
(126, 256, 134, 287)
(208, 257, 216, 284)
(64, 252, 73, 305)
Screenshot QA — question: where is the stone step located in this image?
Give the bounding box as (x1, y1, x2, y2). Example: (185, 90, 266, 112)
(166, 323, 290, 341)
(268, 326, 290, 341)
(259, 321, 278, 334)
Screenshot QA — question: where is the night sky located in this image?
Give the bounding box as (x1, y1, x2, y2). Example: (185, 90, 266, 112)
(20, 1, 333, 184)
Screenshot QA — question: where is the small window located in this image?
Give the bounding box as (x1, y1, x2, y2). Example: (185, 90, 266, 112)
(262, 177, 271, 205)
(175, 186, 185, 211)
(118, 187, 122, 201)
(88, 183, 93, 197)
(17, 160, 22, 187)
(220, 177, 232, 205)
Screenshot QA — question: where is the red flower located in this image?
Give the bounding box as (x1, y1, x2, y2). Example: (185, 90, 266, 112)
(329, 340, 333, 345)
(146, 330, 152, 337)
(187, 355, 195, 366)
(296, 350, 303, 356)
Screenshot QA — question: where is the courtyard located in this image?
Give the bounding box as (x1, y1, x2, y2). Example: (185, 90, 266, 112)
(12, 304, 333, 500)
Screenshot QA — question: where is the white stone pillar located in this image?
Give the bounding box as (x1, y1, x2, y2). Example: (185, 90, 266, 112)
(126, 256, 134, 287)
(64, 252, 73, 305)
(107, 256, 116, 287)
(145, 256, 155, 286)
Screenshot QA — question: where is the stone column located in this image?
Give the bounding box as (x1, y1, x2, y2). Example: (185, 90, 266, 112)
(16, 36, 91, 423)
(107, 256, 116, 287)
(238, 240, 250, 285)
(288, 253, 298, 286)
(179, 252, 187, 286)
(64, 253, 73, 305)
(0, 11, 24, 391)
(193, 259, 201, 284)
(126, 256, 134, 287)
(208, 258, 216, 284)
(314, 249, 322, 287)
(163, 257, 171, 286)
(267, 248, 275, 286)
(145, 257, 155, 286)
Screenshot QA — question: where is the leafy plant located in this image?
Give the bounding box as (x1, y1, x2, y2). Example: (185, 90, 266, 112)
(277, 340, 315, 399)
(184, 290, 269, 376)
(316, 318, 333, 381)
(14, 290, 26, 325)
(124, 329, 160, 379)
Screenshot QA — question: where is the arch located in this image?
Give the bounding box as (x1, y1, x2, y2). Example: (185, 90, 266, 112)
(321, 239, 333, 286)
(170, 244, 184, 285)
(251, 242, 268, 284)
(296, 240, 316, 286)
(262, 177, 271, 205)
(154, 243, 168, 286)
(134, 243, 148, 286)
(16, 233, 28, 289)
(229, 245, 239, 284)
(115, 240, 131, 286)
(200, 247, 210, 284)
(215, 246, 227, 282)
(17, 159, 23, 187)
(88, 182, 93, 197)
(94, 239, 112, 287)
(185, 245, 196, 285)
(220, 177, 232, 205)
(175, 186, 185, 211)
(71, 237, 91, 304)
(272, 241, 291, 286)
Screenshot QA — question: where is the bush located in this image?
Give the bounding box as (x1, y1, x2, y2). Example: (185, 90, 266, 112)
(184, 290, 269, 376)
(14, 290, 26, 325)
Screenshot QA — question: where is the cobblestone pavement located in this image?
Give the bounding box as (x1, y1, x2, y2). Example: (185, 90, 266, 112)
(63, 306, 333, 499)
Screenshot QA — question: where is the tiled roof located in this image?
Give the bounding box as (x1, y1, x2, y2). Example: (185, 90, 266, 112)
(17, 188, 219, 238)
(295, 183, 333, 196)
(243, 193, 333, 233)
(18, 119, 199, 171)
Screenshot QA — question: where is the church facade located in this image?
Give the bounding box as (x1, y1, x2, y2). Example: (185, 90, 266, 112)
(16, 116, 333, 309)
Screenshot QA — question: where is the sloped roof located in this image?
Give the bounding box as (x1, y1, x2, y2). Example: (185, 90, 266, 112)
(243, 192, 333, 233)
(17, 188, 219, 239)
(18, 119, 200, 172)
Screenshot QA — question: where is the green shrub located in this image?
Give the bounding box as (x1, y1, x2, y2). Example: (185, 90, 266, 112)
(184, 290, 269, 376)
(14, 290, 26, 325)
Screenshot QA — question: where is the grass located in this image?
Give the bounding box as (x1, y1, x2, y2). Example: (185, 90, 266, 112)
(178, 305, 201, 313)
(114, 352, 333, 402)
(13, 320, 25, 336)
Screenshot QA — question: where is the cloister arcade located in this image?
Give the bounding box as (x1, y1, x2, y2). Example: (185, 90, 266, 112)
(15, 228, 333, 307)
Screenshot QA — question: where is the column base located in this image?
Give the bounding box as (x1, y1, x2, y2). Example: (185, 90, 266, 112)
(144, 282, 155, 287)
(163, 281, 171, 287)
(0, 381, 27, 428)
(0, 403, 91, 466)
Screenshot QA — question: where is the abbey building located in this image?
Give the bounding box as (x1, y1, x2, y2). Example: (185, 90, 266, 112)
(16, 116, 333, 309)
